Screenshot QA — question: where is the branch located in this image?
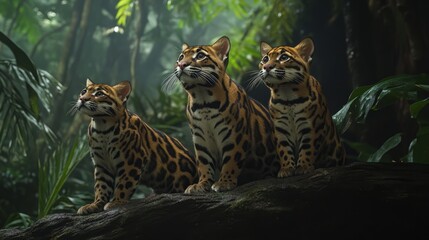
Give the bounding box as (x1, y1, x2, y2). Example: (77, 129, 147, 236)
(1, 162, 428, 239)
(30, 23, 67, 58)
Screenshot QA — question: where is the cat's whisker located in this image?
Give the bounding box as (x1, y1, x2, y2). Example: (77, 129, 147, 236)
(67, 105, 79, 115)
(246, 70, 264, 90)
(68, 100, 78, 106)
(198, 70, 219, 87)
(95, 105, 108, 115)
(283, 71, 304, 84)
(161, 72, 180, 94)
(88, 102, 100, 113)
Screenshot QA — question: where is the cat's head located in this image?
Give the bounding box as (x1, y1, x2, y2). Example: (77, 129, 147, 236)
(72, 79, 131, 118)
(162, 36, 230, 92)
(257, 38, 314, 86)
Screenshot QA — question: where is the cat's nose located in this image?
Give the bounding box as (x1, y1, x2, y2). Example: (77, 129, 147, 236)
(263, 64, 275, 71)
(178, 62, 190, 70)
(77, 98, 88, 110)
(79, 96, 90, 102)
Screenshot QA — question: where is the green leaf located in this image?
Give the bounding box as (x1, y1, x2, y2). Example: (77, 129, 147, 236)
(355, 75, 423, 122)
(3, 213, 33, 229)
(37, 135, 89, 218)
(402, 138, 416, 163)
(367, 133, 402, 162)
(410, 98, 429, 119)
(334, 74, 429, 134)
(343, 139, 377, 162)
(348, 85, 371, 101)
(0, 31, 41, 116)
(412, 127, 429, 163)
(333, 99, 355, 134)
(374, 85, 418, 110)
(0, 60, 59, 154)
(115, 0, 133, 26)
(416, 84, 429, 92)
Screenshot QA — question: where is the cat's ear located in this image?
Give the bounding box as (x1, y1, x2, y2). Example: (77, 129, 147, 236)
(182, 43, 189, 51)
(212, 36, 231, 64)
(114, 81, 131, 102)
(260, 42, 272, 56)
(295, 38, 314, 63)
(86, 78, 94, 87)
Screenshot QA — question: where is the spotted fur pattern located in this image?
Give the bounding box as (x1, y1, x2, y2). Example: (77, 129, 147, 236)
(73, 79, 197, 214)
(164, 36, 279, 193)
(253, 38, 346, 177)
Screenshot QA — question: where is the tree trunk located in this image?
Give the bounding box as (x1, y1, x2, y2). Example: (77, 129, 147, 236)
(1, 162, 428, 239)
(138, 1, 176, 90)
(51, 0, 94, 132)
(0, 0, 25, 53)
(67, 0, 93, 87)
(342, 0, 377, 87)
(291, 0, 352, 113)
(99, 1, 132, 84)
(56, 1, 84, 84)
(341, 0, 428, 159)
(130, 0, 149, 88)
(50, 1, 84, 132)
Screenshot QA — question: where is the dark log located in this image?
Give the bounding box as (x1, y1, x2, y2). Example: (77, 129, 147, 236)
(1, 162, 429, 240)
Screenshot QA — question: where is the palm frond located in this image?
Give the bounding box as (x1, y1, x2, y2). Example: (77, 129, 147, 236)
(37, 134, 89, 219)
(0, 31, 63, 155)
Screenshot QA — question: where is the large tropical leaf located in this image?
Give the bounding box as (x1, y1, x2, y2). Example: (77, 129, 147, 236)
(333, 74, 429, 163)
(333, 74, 429, 133)
(367, 133, 402, 162)
(0, 31, 62, 152)
(0, 31, 41, 116)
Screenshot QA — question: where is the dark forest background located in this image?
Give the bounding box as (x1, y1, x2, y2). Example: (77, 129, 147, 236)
(0, 0, 428, 229)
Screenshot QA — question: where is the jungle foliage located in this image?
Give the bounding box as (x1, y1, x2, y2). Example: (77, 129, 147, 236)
(334, 74, 429, 163)
(0, 0, 427, 229)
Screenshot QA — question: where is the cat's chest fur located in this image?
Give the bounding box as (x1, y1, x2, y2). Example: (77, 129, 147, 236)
(187, 89, 234, 164)
(270, 86, 313, 148)
(189, 88, 225, 125)
(89, 120, 120, 171)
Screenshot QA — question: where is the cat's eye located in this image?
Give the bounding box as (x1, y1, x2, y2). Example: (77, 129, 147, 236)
(94, 91, 104, 97)
(195, 52, 206, 60)
(279, 54, 290, 61)
(262, 56, 269, 63)
(178, 54, 184, 61)
(80, 89, 87, 95)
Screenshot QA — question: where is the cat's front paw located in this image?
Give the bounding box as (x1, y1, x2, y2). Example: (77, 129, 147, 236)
(211, 179, 237, 192)
(77, 202, 104, 215)
(295, 164, 314, 176)
(104, 200, 128, 210)
(184, 182, 211, 194)
(277, 166, 295, 178)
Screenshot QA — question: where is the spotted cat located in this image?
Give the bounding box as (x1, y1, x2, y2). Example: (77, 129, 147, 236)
(73, 79, 197, 214)
(163, 36, 279, 193)
(252, 37, 346, 177)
